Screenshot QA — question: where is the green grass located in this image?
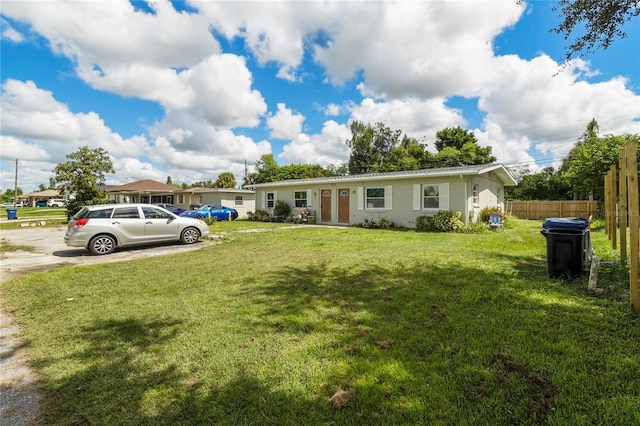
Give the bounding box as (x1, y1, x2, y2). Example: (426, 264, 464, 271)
(0, 207, 67, 230)
(1, 220, 638, 425)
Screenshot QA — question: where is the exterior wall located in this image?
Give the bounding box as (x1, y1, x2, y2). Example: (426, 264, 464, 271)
(200, 193, 255, 219)
(467, 172, 505, 223)
(255, 172, 506, 228)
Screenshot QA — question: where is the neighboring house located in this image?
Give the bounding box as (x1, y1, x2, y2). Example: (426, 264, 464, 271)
(106, 180, 178, 204)
(174, 187, 256, 219)
(105, 179, 256, 219)
(247, 164, 517, 228)
(19, 189, 62, 207)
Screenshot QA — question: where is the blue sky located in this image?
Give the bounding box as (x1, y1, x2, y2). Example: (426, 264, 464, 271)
(1, 0, 639, 192)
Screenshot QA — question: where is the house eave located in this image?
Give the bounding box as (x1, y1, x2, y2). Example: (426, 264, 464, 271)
(246, 164, 518, 188)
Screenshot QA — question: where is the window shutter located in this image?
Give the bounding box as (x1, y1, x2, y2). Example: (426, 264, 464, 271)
(413, 184, 421, 210)
(307, 189, 312, 207)
(261, 191, 265, 209)
(385, 185, 392, 210)
(440, 183, 450, 210)
(273, 191, 277, 203)
(357, 187, 364, 210)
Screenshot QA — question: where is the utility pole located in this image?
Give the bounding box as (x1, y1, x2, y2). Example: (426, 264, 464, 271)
(14, 158, 18, 208)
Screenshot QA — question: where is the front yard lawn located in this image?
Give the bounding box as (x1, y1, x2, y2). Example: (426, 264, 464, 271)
(1, 220, 638, 425)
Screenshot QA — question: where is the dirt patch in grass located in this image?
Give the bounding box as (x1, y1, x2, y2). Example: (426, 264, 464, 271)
(489, 352, 558, 423)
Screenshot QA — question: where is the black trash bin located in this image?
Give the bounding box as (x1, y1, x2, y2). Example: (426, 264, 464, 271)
(541, 218, 591, 278)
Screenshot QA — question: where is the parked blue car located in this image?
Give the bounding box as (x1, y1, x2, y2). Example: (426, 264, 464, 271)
(179, 204, 238, 221)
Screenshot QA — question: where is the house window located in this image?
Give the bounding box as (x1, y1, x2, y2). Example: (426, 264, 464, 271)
(472, 184, 479, 205)
(266, 192, 275, 209)
(178, 194, 185, 204)
(366, 187, 385, 209)
(235, 196, 243, 206)
(423, 185, 440, 209)
(294, 191, 308, 208)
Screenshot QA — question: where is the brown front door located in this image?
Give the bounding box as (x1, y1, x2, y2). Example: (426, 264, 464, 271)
(338, 188, 350, 223)
(321, 189, 332, 222)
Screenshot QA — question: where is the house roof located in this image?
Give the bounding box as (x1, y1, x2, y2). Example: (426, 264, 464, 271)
(176, 187, 255, 194)
(20, 189, 60, 197)
(106, 179, 178, 192)
(247, 164, 517, 188)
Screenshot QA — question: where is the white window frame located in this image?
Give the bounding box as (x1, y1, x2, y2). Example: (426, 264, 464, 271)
(235, 195, 243, 206)
(412, 183, 450, 212)
(178, 194, 185, 204)
(361, 186, 392, 210)
(423, 185, 440, 209)
(266, 191, 276, 209)
(472, 184, 479, 205)
(294, 190, 308, 208)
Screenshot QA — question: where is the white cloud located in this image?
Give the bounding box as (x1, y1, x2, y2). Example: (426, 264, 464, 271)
(350, 97, 466, 148)
(477, 55, 640, 160)
(2, 0, 218, 108)
(325, 103, 342, 116)
(1, 79, 149, 158)
(279, 120, 350, 166)
(267, 103, 304, 139)
(185, 54, 267, 128)
(1, 19, 23, 42)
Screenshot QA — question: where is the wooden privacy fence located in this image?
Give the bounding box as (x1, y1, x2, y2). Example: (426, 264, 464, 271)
(603, 139, 639, 311)
(506, 200, 598, 220)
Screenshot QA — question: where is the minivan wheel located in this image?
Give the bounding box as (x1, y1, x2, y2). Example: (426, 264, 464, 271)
(89, 235, 116, 255)
(180, 227, 200, 244)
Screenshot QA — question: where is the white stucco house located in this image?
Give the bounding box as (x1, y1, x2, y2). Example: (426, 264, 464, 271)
(247, 164, 517, 228)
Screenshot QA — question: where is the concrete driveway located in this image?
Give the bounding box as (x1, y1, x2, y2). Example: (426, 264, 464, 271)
(0, 226, 215, 283)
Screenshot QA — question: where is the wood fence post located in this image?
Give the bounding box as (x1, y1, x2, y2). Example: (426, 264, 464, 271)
(626, 140, 639, 311)
(611, 164, 617, 250)
(604, 171, 611, 240)
(619, 148, 628, 265)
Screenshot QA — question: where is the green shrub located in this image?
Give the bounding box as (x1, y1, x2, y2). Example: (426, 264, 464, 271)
(462, 220, 488, 234)
(479, 206, 503, 224)
(273, 200, 292, 218)
(203, 216, 217, 225)
(250, 210, 270, 222)
(360, 217, 394, 229)
(415, 215, 432, 232)
(429, 211, 464, 233)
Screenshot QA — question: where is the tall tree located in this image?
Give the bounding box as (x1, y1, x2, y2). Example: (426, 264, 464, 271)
(346, 121, 431, 174)
(215, 172, 237, 188)
(561, 120, 640, 200)
(550, 0, 640, 62)
(245, 154, 336, 184)
(434, 126, 496, 166)
(509, 167, 572, 200)
(52, 146, 115, 218)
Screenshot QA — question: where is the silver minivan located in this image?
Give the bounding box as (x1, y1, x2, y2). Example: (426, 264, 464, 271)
(64, 204, 210, 255)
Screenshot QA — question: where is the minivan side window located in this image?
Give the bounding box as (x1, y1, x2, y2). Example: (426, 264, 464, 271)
(87, 209, 114, 219)
(112, 207, 140, 219)
(142, 207, 172, 219)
